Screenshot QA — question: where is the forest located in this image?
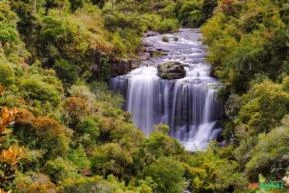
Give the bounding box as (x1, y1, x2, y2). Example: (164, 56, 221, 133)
(0, 0, 289, 192)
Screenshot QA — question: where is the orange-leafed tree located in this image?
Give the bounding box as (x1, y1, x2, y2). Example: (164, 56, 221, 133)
(0, 107, 22, 192)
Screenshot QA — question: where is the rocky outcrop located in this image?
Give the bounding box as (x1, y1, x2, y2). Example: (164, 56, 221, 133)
(157, 61, 186, 79)
(111, 59, 140, 76)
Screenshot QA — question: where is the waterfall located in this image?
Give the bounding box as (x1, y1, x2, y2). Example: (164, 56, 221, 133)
(110, 29, 223, 151)
(126, 67, 161, 135)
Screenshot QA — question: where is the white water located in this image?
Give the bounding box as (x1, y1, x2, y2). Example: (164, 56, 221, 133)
(110, 29, 223, 151)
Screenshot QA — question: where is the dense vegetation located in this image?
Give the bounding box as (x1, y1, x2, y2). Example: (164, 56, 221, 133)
(201, 0, 289, 191)
(1, 0, 289, 192)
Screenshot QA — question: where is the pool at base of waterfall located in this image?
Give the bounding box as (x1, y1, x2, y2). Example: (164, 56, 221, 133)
(110, 28, 223, 151)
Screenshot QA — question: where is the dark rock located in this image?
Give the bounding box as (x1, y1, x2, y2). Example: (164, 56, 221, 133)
(157, 61, 186, 80)
(111, 59, 140, 76)
(145, 31, 159, 37)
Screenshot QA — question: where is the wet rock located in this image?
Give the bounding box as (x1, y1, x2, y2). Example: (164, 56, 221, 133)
(145, 31, 159, 37)
(157, 61, 186, 80)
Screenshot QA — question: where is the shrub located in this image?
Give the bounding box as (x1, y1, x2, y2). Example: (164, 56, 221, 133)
(236, 79, 289, 136)
(245, 124, 289, 180)
(135, 131, 184, 172)
(76, 116, 100, 138)
(15, 111, 70, 160)
(20, 74, 62, 107)
(62, 175, 153, 193)
(44, 158, 80, 184)
(0, 23, 18, 44)
(67, 145, 90, 169)
(158, 19, 179, 33)
(53, 59, 78, 85)
(143, 157, 185, 193)
(185, 145, 246, 193)
(15, 172, 57, 193)
(0, 63, 15, 86)
(103, 11, 144, 34)
(63, 97, 88, 126)
(91, 143, 133, 178)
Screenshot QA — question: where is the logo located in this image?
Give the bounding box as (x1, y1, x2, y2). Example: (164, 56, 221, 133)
(248, 181, 284, 191)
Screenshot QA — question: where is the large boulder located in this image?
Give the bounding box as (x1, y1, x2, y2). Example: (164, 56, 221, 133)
(157, 61, 186, 79)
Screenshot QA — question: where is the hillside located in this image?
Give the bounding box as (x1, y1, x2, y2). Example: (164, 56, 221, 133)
(0, 0, 289, 193)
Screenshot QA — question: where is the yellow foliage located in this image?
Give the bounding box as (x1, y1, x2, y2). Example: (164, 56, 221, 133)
(0, 146, 23, 166)
(0, 107, 18, 133)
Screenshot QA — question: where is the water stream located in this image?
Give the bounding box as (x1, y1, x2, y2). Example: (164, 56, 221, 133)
(110, 28, 223, 151)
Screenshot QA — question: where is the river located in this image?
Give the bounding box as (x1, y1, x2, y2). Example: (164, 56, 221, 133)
(110, 28, 223, 151)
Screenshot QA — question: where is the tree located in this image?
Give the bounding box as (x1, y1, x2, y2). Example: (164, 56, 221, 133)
(143, 157, 185, 193)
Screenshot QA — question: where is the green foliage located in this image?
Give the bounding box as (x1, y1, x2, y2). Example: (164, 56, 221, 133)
(143, 157, 185, 193)
(0, 23, 18, 44)
(138, 131, 184, 160)
(202, 0, 289, 92)
(15, 172, 57, 193)
(236, 79, 289, 136)
(15, 112, 70, 160)
(20, 74, 63, 107)
(177, 0, 217, 27)
(91, 143, 133, 178)
(5, 0, 289, 192)
(89, 81, 124, 108)
(201, 1, 289, 190)
(44, 158, 80, 184)
(134, 130, 184, 176)
(62, 175, 153, 193)
(67, 145, 90, 169)
(53, 59, 78, 85)
(76, 116, 100, 138)
(185, 145, 246, 193)
(0, 64, 15, 86)
(245, 122, 289, 180)
(158, 18, 179, 33)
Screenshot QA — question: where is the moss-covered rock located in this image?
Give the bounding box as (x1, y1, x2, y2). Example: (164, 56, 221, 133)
(157, 61, 186, 80)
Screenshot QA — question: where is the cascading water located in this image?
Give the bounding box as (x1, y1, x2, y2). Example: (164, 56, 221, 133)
(110, 29, 223, 151)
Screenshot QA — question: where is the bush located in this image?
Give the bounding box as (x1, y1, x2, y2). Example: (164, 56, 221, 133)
(158, 18, 179, 33)
(44, 158, 80, 184)
(0, 63, 15, 86)
(0, 23, 18, 44)
(236, 79, 289, 136)
(62, 175, 153, 193)
(103, 11, 144, 34)
(185, 145, 246, 193)
(53, 59, 78, 85)
(15, 172, 57, 193)
(135, 131, 184, 172)
(67, 145, 90, 169)
(20, 74, 63, 107)
(91, 143, 133, 178)
(76, 116, 100, 138)
(143, 157, 185, 193)
(63, 97, 88, 126)
(15, 111, 70, 160)
(245, 124, 289, 180)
